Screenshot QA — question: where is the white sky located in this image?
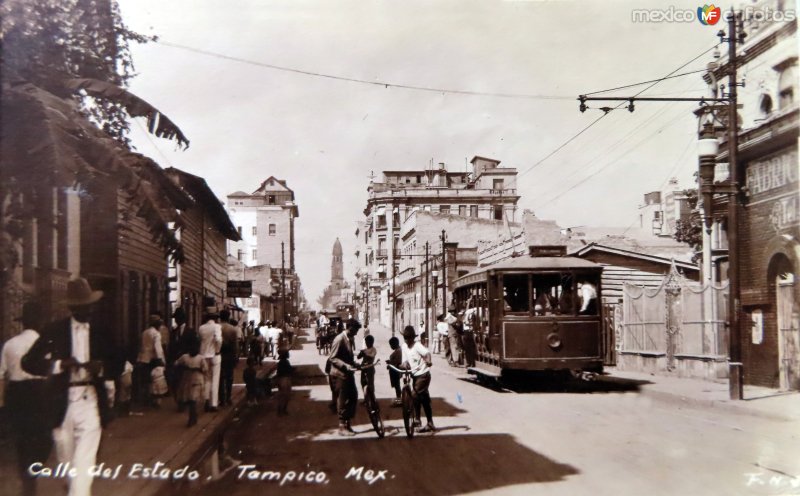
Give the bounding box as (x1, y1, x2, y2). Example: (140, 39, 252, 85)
(118, 0, 719, 303)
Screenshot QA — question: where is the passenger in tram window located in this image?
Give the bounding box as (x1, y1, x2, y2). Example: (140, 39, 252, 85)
(577, 281, 598, 315)
(503, 275, 529, 312)
(533, 286, 553, 315)
(558, 275, 575, 315)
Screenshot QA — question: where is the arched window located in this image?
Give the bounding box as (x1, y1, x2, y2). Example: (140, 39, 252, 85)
(759, 93, 773, 116)
(778, 64, 797, 109)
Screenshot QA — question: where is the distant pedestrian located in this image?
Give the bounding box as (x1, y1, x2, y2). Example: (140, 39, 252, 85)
(243, 356, 259, 406)
(136, 314, 166, 408)
(357, 335, 377, 396)
(275, 350, 293, 415)
(175, 334, 207, 427)
(461, 307, 478, 368)
(219, 309, 241, 407)
(117, 360, 133, 416)
(198, 310, 222, 412)
(0, 301, 52, 496)
(446, 310, 463, 366)
(267, 322, 282, 360)
(386, 337, 402, 406)
(153, 311, 170, 361)
(437, 314, 451, 362)
(169, 307, 196, 410)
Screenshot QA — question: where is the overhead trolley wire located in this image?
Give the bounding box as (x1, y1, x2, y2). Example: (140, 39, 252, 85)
(155, 40, 574, 101)
(517, 43, 718, 181)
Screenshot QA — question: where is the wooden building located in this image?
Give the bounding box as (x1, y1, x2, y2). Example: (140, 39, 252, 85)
(166, 168, 240, 328)
(571, 243, 700, 303)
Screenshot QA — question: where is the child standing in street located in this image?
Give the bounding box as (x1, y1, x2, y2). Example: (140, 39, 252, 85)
(386, 336, 402, 406)
(175, 335, 207, 427)
(276, 350, 293, 415)
(243, 355, 259, 406)
(357, 335, 377, 398)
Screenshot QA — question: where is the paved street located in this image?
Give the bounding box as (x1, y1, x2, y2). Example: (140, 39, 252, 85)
(193, 324, 800, 496)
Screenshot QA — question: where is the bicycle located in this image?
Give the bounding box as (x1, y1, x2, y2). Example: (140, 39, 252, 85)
(387, 364, 417, 438)
(358, 359, 384, 438)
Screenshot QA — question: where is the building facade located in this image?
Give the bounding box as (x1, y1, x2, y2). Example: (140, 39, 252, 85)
(356, 156, 521, 329)
(166, 168, 240, 329)
(226, 177, 302, 325)
(706, 2, 798, 390)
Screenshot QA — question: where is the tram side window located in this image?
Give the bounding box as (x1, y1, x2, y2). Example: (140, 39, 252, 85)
(503, 274, 529, 313)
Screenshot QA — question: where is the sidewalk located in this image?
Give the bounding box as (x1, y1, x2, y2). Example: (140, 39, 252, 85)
(365, 321, 800, 423)
(0, 350, 281, 496)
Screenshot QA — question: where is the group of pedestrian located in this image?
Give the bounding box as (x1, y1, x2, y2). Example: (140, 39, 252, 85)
(325, 318, 436, 436)
(249, 320, 284, 362)
(0, 278, 122, 496)
(435, 308, 476, 368)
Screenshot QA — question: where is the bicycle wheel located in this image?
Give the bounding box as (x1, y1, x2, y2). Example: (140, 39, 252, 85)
(365, 388, 385, 438)
(401, 386, 414, 438)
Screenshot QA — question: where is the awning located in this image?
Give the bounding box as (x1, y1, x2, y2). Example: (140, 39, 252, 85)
(393, 206, 399, 214)
(376, 206, 386, 216)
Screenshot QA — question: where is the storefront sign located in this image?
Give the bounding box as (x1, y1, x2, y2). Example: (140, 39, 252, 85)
(769, 194, 800, 231)
(746, 150, 798, 196)
(227, 280, 253, 297)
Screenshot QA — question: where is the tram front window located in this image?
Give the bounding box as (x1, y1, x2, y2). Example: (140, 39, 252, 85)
(503, 274, 529, 313)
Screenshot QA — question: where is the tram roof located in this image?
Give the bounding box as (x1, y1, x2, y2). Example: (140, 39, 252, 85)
(454, 256, 601, 287)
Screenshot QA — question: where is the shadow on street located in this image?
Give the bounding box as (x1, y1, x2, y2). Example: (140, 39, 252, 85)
(192, 387, 579, 496)
(459, 373, 652, 394)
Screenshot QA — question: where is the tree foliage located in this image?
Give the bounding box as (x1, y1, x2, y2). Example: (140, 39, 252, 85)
(1, 0, 190, 282)
(673, 188, 703, 263)
(2, 0, 151, 144)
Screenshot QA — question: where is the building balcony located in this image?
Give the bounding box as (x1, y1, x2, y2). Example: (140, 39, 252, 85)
(376, 249, 388, 258)
(490, 189, 517, 195)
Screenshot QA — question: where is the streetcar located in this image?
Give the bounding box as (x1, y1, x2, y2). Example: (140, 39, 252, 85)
(334, 302, 356, 321)
(452, 245, 604, 381)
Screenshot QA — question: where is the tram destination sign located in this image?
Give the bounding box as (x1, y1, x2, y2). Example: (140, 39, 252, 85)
(227, 280, 253, 297)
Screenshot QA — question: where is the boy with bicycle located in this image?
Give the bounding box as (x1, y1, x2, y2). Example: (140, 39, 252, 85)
(400, 325, 435, 433)
(357, 335, 377, 397)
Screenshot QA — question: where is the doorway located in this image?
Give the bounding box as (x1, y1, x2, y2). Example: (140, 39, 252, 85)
(773, 255, 799, 390)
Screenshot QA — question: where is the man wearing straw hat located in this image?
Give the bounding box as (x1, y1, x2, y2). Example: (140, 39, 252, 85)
(22, 277, 122, 496)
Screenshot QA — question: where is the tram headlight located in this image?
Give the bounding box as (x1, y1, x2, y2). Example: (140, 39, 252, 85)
(547, 332, 562, 350)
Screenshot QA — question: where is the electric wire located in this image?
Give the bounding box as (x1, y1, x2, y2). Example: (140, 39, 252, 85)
(516, 44, 719, 179)
(553, 76, 700, 187)
(534, 109, 689, 209)
(155, 40, 574, 101)
(582, 68, 710, 96)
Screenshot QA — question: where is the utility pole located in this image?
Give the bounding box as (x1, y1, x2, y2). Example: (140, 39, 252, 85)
(424, 241, 430, 344)
(365, 274, 370, 326)
(390, 259, 395, 337)
(575, 9, 745, 399)
(723, 10, 744, 400)
(441, 229, 447, 315)
(281, 241, 286, 326)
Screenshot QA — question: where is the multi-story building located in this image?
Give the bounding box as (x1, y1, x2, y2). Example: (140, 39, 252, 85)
(639, 178, 693, 237)
(356, 156, 521, 329)
(704, 1, 798, 390)
(226, 177, 302, 324)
